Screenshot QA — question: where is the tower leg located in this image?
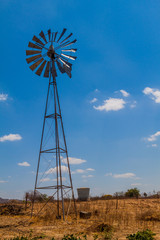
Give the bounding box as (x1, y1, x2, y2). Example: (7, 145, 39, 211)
(53, 80, 65, 220)
(55, 84, 77, 217)
(31, 72, 52, 217)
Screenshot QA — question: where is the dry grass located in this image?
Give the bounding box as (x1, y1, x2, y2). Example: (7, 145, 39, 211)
(1, 199, 160, 239)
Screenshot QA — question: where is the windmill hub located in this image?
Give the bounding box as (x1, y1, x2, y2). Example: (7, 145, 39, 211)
(47, 45, 55, 59)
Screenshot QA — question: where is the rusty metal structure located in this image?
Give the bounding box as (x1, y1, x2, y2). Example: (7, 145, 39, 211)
(26, 29, 77, 220)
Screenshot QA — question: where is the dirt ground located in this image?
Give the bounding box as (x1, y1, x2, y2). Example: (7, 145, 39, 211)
(1, 199, 160, 239)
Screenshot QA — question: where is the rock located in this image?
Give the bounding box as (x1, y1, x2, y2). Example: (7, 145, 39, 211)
(80, 211, 91, 219)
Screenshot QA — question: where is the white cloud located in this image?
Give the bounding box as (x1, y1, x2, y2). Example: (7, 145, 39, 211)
(53, 177, 66, 182)
(113, 173, 136, 179)
(105, 172, 138, 179)
(105, 173, 112, 177)
(76, 169, 85, 173)
(40, 177, 66, 183)
(45, 165, 68, 174)
(18, 162, 30, 167)
(0, 94, 8, 101)
(72, 168, 95, 174)
(0, 180, 8, 183)
(120, 90, 130, 97)
(152, 144, 157, 147)
(143, 87, 160, 103)
(40, 178, 50, 182)
(94, 98, 126, 112)
(130, 101, 137, 108)
(62, 157, 86, 165)
(86, 168, 95, 171)
(0, 134, 22, 142)
(82, 175, 93, 178)
(146, 131, 160, 142)
(90, 98, 98, 103)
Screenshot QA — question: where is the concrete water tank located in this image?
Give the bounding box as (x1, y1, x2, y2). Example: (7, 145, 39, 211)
(77, 188, 90, 201)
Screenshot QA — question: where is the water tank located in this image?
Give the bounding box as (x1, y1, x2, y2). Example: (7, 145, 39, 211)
(77, 188, 90, 201)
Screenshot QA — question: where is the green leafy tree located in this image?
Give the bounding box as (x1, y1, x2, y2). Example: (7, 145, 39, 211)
(143, 192, 147, 198)
(125, 188, 140, 198)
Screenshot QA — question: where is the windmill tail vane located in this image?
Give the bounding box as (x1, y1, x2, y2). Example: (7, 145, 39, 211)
(26, 29, 77, 221)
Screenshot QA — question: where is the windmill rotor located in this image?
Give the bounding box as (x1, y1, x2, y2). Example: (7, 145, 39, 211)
(26, 29, 77, 79)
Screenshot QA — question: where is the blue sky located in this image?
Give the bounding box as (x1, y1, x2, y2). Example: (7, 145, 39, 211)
(1, 0, 160, 199)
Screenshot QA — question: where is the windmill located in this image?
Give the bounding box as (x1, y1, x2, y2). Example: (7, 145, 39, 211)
(26, 29, 77, 220)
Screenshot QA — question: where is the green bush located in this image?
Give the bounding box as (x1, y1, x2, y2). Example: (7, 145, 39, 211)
(62, 234, 82, 240)
(126, 229, 156, 240)
(125, 188, 140, 198)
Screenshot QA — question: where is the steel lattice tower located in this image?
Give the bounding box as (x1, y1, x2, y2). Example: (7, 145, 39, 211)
(26, 29, 77, 220)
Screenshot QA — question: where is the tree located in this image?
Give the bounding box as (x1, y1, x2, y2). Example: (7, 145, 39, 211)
(114, 191, 125, 198)
(143, 192, 147, 198)
(24, 191, 49, 203)
(125, 188, 140, 198)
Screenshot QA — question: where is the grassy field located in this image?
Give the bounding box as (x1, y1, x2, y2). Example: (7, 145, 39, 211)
(1, 199, 160, 239)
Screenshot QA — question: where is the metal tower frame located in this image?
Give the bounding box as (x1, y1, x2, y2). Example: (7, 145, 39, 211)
(26, 29, 77, 220)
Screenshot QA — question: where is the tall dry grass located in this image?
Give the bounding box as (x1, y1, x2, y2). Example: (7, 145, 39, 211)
(1, 199, 160, 239)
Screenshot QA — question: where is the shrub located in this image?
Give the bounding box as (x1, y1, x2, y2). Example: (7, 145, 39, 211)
(126, 229, 156, 240)
(62, 234, 82, 240)
(113, 191, 125, 198)
(125, 188, 140, 198)
(24, 191, 49, 203)
(101, 195, 112, 200)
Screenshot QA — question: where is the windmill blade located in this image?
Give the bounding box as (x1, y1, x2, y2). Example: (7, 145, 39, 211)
(29, 58, 44, 71)
(39, 31, 47, 43)
(54, 32, 58, 42)
(62, 48, 77, 53)
(36, 60, 47, 76)
(26, 54, 42, 64)
(60, 33, 73, 44)
(61, 54, 77, 60)
(32, 35, 45, 46)
(58, 57, 72, 69)
(48, 29, 51, 42)
(54, 40, 70, 51)
(63, 64, 71, 78)
(52, 60, 57, 79)
(28, 42, 42, 50)
(26, 50, 41, 56)
(44, 61, 50, 77)
(51, 32, 54, 43)
(61, 39, 77, 49)
(60, 57, 72, 69)
(56, 60, 65, 73)
(57, 28, 67, 43)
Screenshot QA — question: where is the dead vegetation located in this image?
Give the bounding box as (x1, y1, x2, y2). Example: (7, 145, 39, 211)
(1, 199, 160, 239)
(0, 204, 24, 216)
